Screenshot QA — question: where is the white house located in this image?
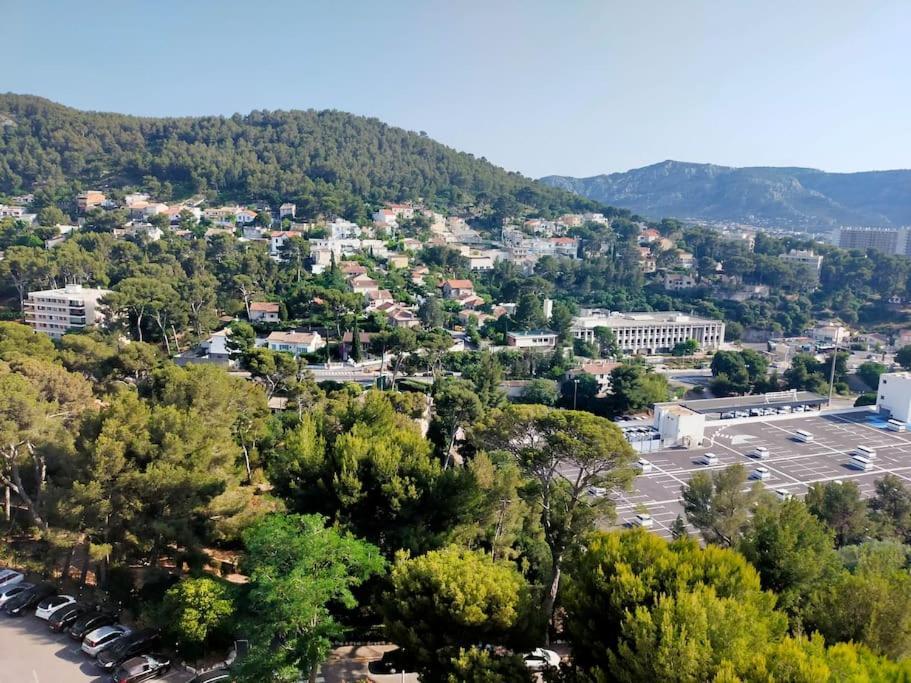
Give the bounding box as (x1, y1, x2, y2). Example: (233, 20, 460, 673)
(279, 203, 296, 219)
(249, 302, 281, 323)
(506, 330, 558, 349)
(266, 330, 325, 356)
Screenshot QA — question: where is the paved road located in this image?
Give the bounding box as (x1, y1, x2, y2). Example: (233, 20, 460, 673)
(0, 613, 192, 683)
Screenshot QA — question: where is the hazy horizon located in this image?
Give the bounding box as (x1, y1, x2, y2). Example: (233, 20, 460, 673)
(5, 0, 909, 178)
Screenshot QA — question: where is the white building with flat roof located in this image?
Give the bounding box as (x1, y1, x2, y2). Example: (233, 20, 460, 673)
(876, 372, 911, 423)
(571, 310, 725, 355)
(23, 284, 111, 338)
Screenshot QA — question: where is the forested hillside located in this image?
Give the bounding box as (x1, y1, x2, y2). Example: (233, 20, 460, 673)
(0, 94, 608, 221)
(541, 160, 911, 230)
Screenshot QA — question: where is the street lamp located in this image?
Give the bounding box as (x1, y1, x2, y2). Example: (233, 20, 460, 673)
(573, 378, 579, 410)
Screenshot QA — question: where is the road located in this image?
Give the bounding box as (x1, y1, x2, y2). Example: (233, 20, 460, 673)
(0, 614, 192, 683)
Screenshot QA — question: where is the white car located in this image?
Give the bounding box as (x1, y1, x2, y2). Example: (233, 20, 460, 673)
(700, 452, 719, 466)
(82, 624, 130, 657)
(587, 485, 607, 497)
(35, 594, 76, 620)
(523, 648, 560, 670)
(0, 582, 33, 608)
(636, 458, 653, 473)
(751, 446, 770, 460)
(775, 489, 793, 501)
(635, 513, 654, 528)
(753, 466, 771, 481)
(0, 569, 24, 589)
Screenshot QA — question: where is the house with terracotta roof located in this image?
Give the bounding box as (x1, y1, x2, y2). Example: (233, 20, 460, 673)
(266, 330, 325, 355)
(349, 273, 379, 296)
(440, 279, 475, 300)
(568, 360, 620, 393)
(249, 301, 280, 323)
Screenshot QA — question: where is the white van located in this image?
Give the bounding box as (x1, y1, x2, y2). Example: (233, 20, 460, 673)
(794, 430, 814, 443)
(753, 466, 771, 480)
(775, 489, 793, 501)
(852, 446, 876, 460)
(751, 446, 770, 460)
(700, 452, 719, 466)
(888, 419, 906, 433)
(851, 454, 874, 471)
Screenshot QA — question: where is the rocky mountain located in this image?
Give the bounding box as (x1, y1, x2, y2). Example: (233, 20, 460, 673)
(540, 160, 911, 230)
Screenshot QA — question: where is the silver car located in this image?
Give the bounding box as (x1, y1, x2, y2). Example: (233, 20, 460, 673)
(81, 624, 130, 657)
(0, 569, 24, 589)
(0, 582, 33, 608)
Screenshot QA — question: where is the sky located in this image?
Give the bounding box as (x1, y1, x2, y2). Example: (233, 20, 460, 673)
(5, 1, 910, 178)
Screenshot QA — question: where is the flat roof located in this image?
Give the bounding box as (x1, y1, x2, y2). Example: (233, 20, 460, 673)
(657, 391, 827, 414)
(573, 310, 721, 328)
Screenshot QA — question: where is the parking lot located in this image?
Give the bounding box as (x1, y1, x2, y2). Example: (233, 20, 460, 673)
(611, 409, 911, 538)
(0, 611, 192, 683)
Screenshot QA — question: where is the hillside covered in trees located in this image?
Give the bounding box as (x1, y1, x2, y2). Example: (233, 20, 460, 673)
(0, 94, 611, 221)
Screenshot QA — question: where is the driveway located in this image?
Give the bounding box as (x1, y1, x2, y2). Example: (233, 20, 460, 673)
(0, 613, 192, 683)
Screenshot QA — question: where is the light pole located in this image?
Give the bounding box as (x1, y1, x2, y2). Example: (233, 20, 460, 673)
(573, 378, 579, 410)
(827, 338, 840, 408)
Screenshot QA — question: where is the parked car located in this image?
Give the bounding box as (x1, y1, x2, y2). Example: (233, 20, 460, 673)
(775, 489, 793, 501)
(636, 458, 653, 473)
(81, 624, 130, 657)
(35, 594, 76, 620)
(753, 466, 771, 481)
(0, 582, 33, 609)
(0, 569, 24, 589)
(751, 446, 770, 460)
(188, 669, 233, 683)
(112, 653, 171, 683)
(634, 513, 654, 528)
(2, 582, 56, 616)
(700, 452, 719, 466)
(523, 648, 560, 670)
(97, 628, 161, 672)
(587, 485, 607, 497)
(48, 602, 95, 632)
(69, 610, 117, 640)
(369, 648, 414, 675)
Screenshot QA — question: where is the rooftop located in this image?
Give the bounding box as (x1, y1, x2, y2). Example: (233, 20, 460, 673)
(573, 310, 721, 328)
(657, 390, 827, 414)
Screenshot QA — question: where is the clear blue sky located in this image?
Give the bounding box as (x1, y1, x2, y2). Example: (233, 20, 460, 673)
(5, 0, 909, 178)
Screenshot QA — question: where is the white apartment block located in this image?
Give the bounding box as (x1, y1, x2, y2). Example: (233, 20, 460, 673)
(876, 372, 911, 423)
(23, 284, 111, 339)
(780, 249, 823, 274)
(571, 310, 725, 355)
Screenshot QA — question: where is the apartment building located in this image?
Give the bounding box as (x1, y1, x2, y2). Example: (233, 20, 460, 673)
(23, 284, 111, 338)
(780, 249, 823, 278)
(571, 310, 725, 354)
(506, 330, 558, 349)
(838, 227, 911, 256)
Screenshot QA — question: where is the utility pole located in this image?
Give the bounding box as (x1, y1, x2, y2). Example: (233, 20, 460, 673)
(573, 378, 579, 410)
(827, 339, 840, 407)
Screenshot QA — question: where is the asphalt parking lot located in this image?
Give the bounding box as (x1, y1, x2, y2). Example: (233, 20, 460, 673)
(0, 611, 192, 683)
(610, 409, 911, 538)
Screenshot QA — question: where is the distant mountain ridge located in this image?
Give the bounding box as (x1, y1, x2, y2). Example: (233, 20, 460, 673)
(540, 160, 911, 230)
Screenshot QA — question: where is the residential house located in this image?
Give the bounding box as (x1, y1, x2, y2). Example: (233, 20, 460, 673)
(385, 305, 421, 328)
(675, 251, 696, 269)
(266, 330, 325, 355)
(568, 360, 620, 393)
(387, 254, 410, 269)
(638, 247, 657, 273)
(812, 322, 850, 346)
(350, 273, 380, 296)
(340, 331, 374, 361)
(411, 266, 429, 285)
(664, 271, 698, 291)
(455, 293, 485, 310)
(236, 208, 258, 225)
(269, 231, 298, 258)
(0, 204, 25, 218)
(366, 289, 394, 306)
(340, 262, 369, 278)
(76, 191, 106, 212)
(249, 302, 281, 323)
(638, 228, 661, 245)
(279, 203, 296, 219)
(506, 330, 558, 349)
(440, 279, 474, 300)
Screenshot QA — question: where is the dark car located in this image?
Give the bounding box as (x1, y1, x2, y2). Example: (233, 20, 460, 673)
(369, 648, 415, 675)
(97, 628, 160, 671)
(2, 582, 56, 616)
(111, 653, 171, 683)
(48, 602, 95, 632)
(188, 669, 233, 683)
(69, 610, 117, 640)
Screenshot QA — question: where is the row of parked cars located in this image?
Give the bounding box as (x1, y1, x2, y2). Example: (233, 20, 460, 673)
(0, 568, 231, 683)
